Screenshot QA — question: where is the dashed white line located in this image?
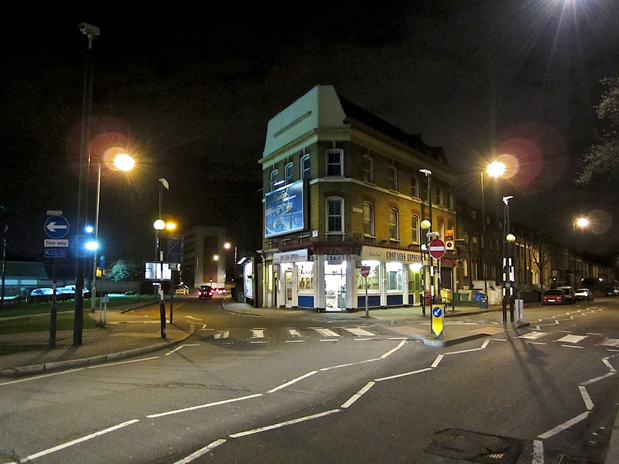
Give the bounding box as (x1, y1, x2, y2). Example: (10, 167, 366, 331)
(341, 382, 375, 408)
(268, 371, 317, 393)
(230, 409, 341, 438)
(173, 439, 227, 464)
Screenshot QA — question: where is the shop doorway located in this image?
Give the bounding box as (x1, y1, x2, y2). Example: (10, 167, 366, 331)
(325, 262, 346, 311)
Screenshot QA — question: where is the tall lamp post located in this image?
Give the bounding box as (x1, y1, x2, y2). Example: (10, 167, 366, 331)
(480, 161, 506, 300)
(87, 153, 135, 315)
(155, 178, 170, 339)
(420, 168, 432, 316)
(502, 195, 515, 324)
(571, 217, 589, 285)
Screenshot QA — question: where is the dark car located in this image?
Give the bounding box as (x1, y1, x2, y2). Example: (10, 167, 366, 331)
(542, 289, 567, 305)
(605, 286, 618, 297)
(558, 286, 576, 304)
(198, 285, 214, 299)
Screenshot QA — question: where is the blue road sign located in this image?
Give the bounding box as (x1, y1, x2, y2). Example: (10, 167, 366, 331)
(44, 216, 70, 239)
(45, 248, 67, 259)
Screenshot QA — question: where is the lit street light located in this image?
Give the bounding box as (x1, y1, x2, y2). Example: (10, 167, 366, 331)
(90, 152, 135, 316)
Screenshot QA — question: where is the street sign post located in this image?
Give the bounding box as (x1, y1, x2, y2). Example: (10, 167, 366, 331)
(44, 216, 69, 239)
(431, 305, 444, 338)
(44, 213, 69, 349)
(360, 266, 371, 317)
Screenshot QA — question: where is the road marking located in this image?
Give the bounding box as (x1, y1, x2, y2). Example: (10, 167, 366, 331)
(538, 412, 590, 439)
(320, 358, 380, 372)
(251, 328, 267, 339)
(532, 440, 544, 464)
(341, 327, 375, 337)
(518, 332, 548, 340)
(287, 328, 304, 338)
(579, 385, 594, 410)
(599, 338, 619, 348)
(341, 381, 375, 408)
(88, 357, 159, 369)
(557, 334, 587, 344)
(0, 368, 84, 386)
(174, 439, 227, 464)
(431, 355, 444, 368)
(24, 419, 140, 461)
(229, 409, 340, 438)
(375, 367, 433, 382)
(147, 394, 263, 418)
(165, 344, 199, 356)
(311, 327, 341, 337)
(268, 371, 317, 393)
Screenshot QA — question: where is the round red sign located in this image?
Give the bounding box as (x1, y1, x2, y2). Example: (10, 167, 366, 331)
(360, 266, 371, 277)
(429, 239, 446, 259)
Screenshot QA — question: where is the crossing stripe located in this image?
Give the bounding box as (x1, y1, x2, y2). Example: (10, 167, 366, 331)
(557, 334, 587, 344)
(341, 327, 376, 337)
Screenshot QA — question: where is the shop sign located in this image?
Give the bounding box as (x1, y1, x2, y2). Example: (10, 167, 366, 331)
(327, 255, 342, 264)
(361, 246, 422, 264)
(273, 249, 308, 264)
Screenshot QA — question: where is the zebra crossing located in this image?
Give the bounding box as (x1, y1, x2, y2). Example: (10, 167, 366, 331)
(197, 325, 394, 344)
(516, 330, 619, 349)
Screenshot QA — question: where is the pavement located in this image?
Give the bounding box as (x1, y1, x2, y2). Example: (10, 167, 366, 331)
(2, 297, 618, 464)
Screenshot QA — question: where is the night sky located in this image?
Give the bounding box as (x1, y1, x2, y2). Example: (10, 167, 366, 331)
(2, 1, 619, 266)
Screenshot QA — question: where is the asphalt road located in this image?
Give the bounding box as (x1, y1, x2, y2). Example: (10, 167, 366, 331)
(2, 297, 619, 463)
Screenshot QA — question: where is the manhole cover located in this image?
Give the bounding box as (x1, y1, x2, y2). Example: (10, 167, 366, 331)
(554, 454, 600, 464)
(425, 429, 523, 464)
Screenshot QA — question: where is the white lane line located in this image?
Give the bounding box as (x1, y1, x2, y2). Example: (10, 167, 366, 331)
(174, 439, 227, 464)
(538, 412, 590, 439)
(0, 368, 84, 386)
(532, 440, 544, 464)
(375, 367, 433, 382)
(603, 357, 617, 372)
(561, 345, 584, 349)
(88, 356, 159, 369)
(431, 355, 444, 368)
(185, 316, 203, 321)
(229, 409, 340, 438)
(165, 344, 199, 356)
(599, 338, 619, 348)
(320, 358, 380, 372)
(380, 339, 407, 358)
(445, 339, 490, 355)
(341, 382, 375, 409)
(268, 371, 317, 393)
(285, 340, 304, 343)
(24, 419, 139, 461)
(147, 394, 263, 418)
(579, 386, 594, 410)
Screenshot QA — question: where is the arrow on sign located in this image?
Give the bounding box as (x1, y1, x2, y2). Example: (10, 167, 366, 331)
(46, 221, 68, 234)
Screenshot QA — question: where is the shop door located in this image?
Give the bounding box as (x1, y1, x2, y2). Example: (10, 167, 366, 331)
(324, 263, 346, 311)
(285, 269, 294, 307)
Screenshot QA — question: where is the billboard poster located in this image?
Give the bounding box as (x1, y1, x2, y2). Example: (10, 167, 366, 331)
(265, 180, 305, 238)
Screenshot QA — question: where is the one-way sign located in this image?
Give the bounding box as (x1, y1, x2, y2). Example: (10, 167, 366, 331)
(44, 216, 69, 239)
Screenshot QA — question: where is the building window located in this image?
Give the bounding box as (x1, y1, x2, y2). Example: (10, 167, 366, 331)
(462, 259, 469, 278)
(270, 169, 279, 191)
(446, 190, 454, 209)
(411, 214, 420, 244)
(421, 179, 428, 201)
(326, 149, 344, 176)
(285, 162, 293, 184)
(363, 155, 374, 183)
(389, 208, 399, 241)
(388, 165, 398, 191)
(411, 176, 419, 198)
(438, 220, 445, 239)
(435, 185, 443, 206)
(386, 262, 403, 291)
(364, 201, 375, 236)
(326, 197, 344, 233)
(301, 154, 310, 179)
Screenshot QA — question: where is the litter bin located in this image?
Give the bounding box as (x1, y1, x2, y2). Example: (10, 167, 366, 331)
(475, 292, 488, 309)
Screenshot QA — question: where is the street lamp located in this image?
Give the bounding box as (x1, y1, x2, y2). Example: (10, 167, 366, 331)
(571, 217, 589, 285)
(155, 178, 170, 339)
(90, 153, 135, 315)
(419, 168, 432, 316)
(480, 161, 506, 301)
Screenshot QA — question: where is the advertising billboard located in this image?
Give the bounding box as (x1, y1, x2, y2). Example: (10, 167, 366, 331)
(264, 180, 305, 238)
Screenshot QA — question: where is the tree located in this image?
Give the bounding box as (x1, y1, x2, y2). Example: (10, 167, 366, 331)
(106, 260, 139, 281)
(576, 76, 619, 185)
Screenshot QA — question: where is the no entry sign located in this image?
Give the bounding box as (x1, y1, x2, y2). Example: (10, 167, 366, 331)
(429, 239, 446, 259)
(360, 265, 371, 277)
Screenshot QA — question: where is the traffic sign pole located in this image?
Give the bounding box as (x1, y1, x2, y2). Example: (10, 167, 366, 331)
(360, 266, 371, 317)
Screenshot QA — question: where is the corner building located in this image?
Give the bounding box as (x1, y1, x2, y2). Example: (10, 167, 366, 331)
(259, 86, 457, 311)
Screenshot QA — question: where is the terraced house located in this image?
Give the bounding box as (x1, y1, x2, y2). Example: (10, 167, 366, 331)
(258, 86, 457, 311)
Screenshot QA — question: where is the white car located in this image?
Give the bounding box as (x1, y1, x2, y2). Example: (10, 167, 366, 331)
(30, 288, 53, 296)
(575, 288, 593, 302)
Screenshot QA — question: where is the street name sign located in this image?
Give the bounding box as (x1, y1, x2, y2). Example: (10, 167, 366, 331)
(44, 216, 69, 239)
(45, 249, 67, 258)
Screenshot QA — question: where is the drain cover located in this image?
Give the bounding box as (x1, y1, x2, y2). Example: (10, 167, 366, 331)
(425, 429, 523, 463)
(554, 455, 600, 464)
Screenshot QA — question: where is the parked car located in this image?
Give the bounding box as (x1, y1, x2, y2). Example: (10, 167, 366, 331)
(542, 289, 568, 305)
(558, 286, 576, 304)
(215, 288, 227, 295)
(605, 286, 618, 297)
(174, 284, 190, 295)
(30, 288, 53, 296)
(198, 285, 213, 299)
(574, 288, 593, 302)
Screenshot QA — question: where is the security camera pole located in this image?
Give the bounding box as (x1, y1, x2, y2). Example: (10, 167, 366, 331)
(74, 22, 100, 345)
